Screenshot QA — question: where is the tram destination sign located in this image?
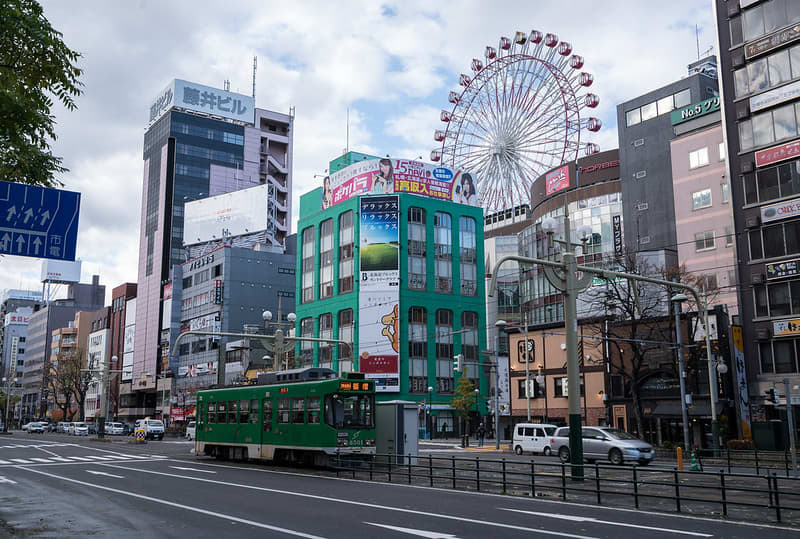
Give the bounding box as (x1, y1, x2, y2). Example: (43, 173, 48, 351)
(767, 258, 800, 280)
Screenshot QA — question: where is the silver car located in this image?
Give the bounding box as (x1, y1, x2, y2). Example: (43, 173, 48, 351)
(552, 426, 654, 466)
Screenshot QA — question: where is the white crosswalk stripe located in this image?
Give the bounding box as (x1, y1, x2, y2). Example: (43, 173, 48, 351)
(0, 460, 10, 464)
(29, 458, 54, 463)
(10, 458, 33, 463)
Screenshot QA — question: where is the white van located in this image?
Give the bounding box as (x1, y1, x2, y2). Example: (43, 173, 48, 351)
(185, 420, 196, 441)
(513, 423, 558, 455)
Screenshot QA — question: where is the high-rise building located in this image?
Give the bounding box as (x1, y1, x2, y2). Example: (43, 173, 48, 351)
(0, 289, 42, 378)
(1, 307, 33, 380)
(296, 157, 486, 437)
(617, 59, 719, 266)
(714, 0, 800, 429)
(133, 80, 293, 407)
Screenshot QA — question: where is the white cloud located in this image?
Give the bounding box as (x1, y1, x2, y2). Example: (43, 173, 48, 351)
(6, 0, 714, 303)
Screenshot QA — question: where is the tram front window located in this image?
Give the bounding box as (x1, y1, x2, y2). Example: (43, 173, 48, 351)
(325, 394, 374, 429)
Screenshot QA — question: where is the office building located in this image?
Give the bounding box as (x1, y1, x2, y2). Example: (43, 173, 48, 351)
(0, 289, 42, 378)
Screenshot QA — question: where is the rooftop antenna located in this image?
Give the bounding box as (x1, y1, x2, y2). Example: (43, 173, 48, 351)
(695, 25, 700, 61)
(224, 79, 230, 91)
(252, 56, 257, 99)
(346, 107, 349, 154)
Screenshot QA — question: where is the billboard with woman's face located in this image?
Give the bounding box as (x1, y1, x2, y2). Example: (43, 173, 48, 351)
(322, 158, 480, 209)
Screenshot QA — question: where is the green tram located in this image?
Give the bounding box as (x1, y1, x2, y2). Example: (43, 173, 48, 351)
(195, 368, 376, 466)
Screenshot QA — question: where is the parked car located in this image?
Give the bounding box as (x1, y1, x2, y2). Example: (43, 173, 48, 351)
(21, 422, 33, 432)
(57, 422, 69, 433)
(122, 422, 135, 436)
(105, 422, 124, 435)
(70, 422, 89, 436)
(550, 426, 654, 466)
(135, 419, 165, 440)
(185, 420, 196, 441)
(512, 423, 558, 455)
(87, 422, 97, 434)
(28, 422, 46, 434)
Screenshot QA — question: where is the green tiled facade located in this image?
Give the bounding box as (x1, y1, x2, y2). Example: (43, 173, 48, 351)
(295, 187, 487, 420)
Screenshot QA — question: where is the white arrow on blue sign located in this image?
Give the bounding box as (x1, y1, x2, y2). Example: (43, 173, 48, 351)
(0, 180, 80, 261)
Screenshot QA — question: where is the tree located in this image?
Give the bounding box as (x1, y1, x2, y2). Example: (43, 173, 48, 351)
(48, 350, 79, 421)
(585, 253, 719, 438)
(0, 0, 83, 187)
(451, 377, 477, 442)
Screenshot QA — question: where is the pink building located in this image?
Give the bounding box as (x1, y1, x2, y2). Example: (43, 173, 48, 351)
(670, 123, 738, 316)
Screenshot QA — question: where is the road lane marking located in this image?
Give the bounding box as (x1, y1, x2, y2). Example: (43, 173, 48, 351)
(17, 467, 324, 539)
(0, 476, 17, 484)
(0, 460, 11, 464)
(366, 523, 458, 538)
(98, 463, 599, 539)
(10, 458, 33, 464)
(47, 457, 73, 462)
(65, 456, 92, 461)
(500, 509, 713, 537)
(29, 458, 53, 463)
(83, 455, 115, 460)
(169, 466, 216, 474)
(86, 470, 124, 479)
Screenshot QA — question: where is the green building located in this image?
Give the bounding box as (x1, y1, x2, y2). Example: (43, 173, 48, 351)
(295, 174, 487, 437)
(328, 151, 380, 174)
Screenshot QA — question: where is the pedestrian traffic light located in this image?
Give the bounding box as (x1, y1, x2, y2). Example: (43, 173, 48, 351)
(453, 354, 463, 373)
(765, 388, 778, 404)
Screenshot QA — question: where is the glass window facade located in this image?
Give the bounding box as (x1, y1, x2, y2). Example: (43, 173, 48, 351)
(459, 217, 477, 296)
(434, 212, 452, 293)
(435, 309, 453, 393)
(408, 307, 427, 393)
(339, 211, 354, 294)
(408, 207, 427, 290)
(319, 219, 333, 299)
(301, 227, 314, 303)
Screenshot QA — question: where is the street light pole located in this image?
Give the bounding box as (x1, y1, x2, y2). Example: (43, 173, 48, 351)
(671, 293, 691, 453)
(2, 376, 19, 432)
(427, 385, 433, 440)
(523, 312, 531, 421)
(702, 286, 720, 452)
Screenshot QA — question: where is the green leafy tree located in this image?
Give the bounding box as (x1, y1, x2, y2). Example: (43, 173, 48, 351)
(451, 377, 477, 438)
(0, 0, 83, 187)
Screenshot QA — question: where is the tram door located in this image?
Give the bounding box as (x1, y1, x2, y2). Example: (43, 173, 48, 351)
(261, 398, 273, 459)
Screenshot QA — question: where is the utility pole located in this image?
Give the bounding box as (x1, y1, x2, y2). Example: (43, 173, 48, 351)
(703, 286, 720, 453)
(780, 379, 798, 477)
(672, 289, 691, 453)
(523, 312, 531, 421)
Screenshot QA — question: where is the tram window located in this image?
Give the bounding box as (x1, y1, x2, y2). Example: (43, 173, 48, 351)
(278, 398, 290, 424)
(292, 398, 305, 424)
(228, 401, 237, 424)
(324, 394, 375, 429)
(262, 399, 272, 431)
(307, 397, 321, 424)
(217, 401, 227, 424)
(249, 399, 259, 425)
(239, 399, 249, 424)
(207, 402, 216, 424)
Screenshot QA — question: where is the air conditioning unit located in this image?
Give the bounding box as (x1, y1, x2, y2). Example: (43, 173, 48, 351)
(745, 216, 761, 228)
(735, 101, 750, 120)
(732, 51, 745, 69)
(751, 273, 764, 284)
(741, 160, 754, 173)
(727, 2, 740, 17)
(755, 328, 770, 340)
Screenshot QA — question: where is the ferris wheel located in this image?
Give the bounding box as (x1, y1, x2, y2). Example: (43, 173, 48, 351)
(431, 30, 602, 213)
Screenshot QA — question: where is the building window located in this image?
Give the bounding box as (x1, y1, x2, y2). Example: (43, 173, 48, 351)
(319, 219, 333, 299)
(692, 189, 712, 210)
(738, 102, 799, 151)
(409, 307, 427, 393)
(724, 226, 734, 247)
(689, 147, 709, 169)
(318, 313, 332, 369)
(299, 317, 313, 368)
(743, 159, 800, 205)
(461, 311, 479, 388)
(742, 0, 800, 43)
(339, 211, 354, 294)
(759, 339, 800, 374)
(721, 182, 730, 204)
(338, 309, 353, 373)
(408, 207, 427, 290)
(695, 230, 715, 251)
(753, 278, 800, 317)
(459, 217, 477, 297)
(719, 142, 726, 161)
(434, 212, 452, 293)
(435, 309, 453, 393)
(554, 376, 584, 397)
(301, 227, 314, 304)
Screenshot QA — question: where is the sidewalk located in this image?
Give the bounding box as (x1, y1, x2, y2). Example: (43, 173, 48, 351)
(420, 437, 511, 451)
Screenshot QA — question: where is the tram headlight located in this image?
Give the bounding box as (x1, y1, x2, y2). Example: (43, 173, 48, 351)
(365, 439, 375, 446)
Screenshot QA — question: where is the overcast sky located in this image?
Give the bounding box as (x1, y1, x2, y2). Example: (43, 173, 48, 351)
(3, 0, 715, 303)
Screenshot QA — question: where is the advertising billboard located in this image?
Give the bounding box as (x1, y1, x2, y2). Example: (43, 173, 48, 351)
(358, 195, 400, 392)
(148, 79, 254, 126)
(755, 139, 800, 168)
(183, 184, 268, 245)
(40, 259, 81, 284)
(760, 197, 800, 223)
(323, 158, 479, 209)
(545, 165, 570, 195)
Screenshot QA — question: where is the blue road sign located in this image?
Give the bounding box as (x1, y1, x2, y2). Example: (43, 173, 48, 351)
(0, 180, 81, 261)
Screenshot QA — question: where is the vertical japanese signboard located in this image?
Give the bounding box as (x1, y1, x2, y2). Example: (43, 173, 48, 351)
(731, 326, 752, 440)
(358, 195, 399, 392)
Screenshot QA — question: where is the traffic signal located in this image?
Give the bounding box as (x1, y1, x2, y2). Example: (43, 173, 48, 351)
(765, 388, 778, 404)
(453, 354, 463, 373)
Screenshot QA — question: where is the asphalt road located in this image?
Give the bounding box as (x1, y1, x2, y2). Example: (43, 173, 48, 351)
(0, 432, 797, 538)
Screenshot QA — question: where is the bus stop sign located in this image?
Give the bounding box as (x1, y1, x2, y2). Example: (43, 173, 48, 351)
(0, 180, 81, 261)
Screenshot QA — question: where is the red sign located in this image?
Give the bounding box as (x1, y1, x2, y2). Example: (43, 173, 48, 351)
(545, 165, 570, 195)
(755, 140, 800, 168)
(359, 354, 399, 374)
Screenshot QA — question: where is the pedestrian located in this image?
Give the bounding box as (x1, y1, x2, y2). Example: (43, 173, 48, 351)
(441, 421, 447, 438)
(477, 424, 486, 447)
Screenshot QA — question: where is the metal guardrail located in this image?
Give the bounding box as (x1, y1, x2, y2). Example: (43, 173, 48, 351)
(331, 453, 800, 524)
(693, 448, 799, 476)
